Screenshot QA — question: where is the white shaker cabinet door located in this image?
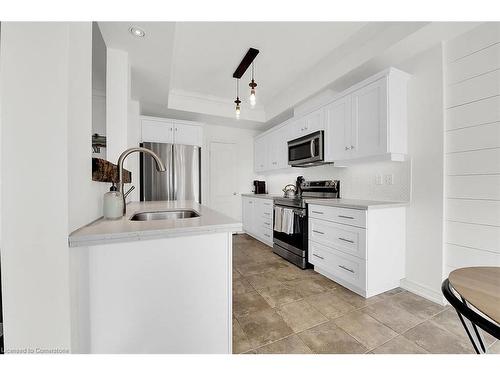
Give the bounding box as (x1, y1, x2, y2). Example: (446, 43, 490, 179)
(325, 95, 352, 161)
(173, 122, 203, 147)
(254, 136, 268, 172)
(142, 119, 174, 143)
(350, 77, 388, 159)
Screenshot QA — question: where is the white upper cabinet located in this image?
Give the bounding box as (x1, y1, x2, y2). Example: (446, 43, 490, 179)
(292, 108, 325, 138)
(141, 118, 174, 143)
(325, 68, 410, 163)
(172, 120, 203, 147)
(141, 116, 203, 147)
(350, 77, 388, 159)
(324, 95, 352, 161)
(254, 136, 268, 172)
(253, 68, 410, 171)
(254, 121, 292, 172)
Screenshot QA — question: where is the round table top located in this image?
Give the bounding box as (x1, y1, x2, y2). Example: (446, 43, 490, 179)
(449, 267, 500, 324)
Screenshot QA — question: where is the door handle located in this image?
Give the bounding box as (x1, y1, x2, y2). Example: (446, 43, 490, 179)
(312, 230, 324, 235)
(313, 253, 324, 260)
(233, 192, 237, 195)
(338, 237, 354, 243)
(339, 265, 355, 273)
(311, 210, 324, 215)
(338, 215, 354, 219)
(310, 139, 316, 157)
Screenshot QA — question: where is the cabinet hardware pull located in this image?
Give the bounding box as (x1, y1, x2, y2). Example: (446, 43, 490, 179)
(312, 211, 324, 215)
(264, 222, 271, 226)
(338, 237, 354, 243)
(264, 212, 271, 216)
(339, 265, 355, 273)
(312, 230, 324, 235)
(351, 145, 355, 149)
(264, 234, 271, 238)
(345, 146, 349, 150)
(338, 215, 354, 219)
(313, 254, 324, 260)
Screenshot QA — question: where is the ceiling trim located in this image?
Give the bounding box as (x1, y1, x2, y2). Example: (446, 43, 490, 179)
(168, 89, 266, 122)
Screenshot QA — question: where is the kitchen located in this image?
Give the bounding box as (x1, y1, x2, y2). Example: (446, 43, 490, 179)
(0, 9, 499, 369)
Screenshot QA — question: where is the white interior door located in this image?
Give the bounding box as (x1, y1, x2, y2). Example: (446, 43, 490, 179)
(209, 142, 240, 220)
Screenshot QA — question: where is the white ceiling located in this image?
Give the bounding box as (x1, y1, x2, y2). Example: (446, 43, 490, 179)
(97, 21, 477, 129)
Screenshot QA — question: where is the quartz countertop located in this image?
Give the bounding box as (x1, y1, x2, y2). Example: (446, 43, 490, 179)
(305, 198, 409, 210)
(241, 193, 280, 200)
(69, 200, 242, 247)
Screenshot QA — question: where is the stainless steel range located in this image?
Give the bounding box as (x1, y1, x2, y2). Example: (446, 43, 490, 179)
(273, 178, 340, 269)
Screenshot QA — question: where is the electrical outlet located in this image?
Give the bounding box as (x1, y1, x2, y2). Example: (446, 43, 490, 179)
(384, 174, 394, 185)
(375, 174, 382, 185)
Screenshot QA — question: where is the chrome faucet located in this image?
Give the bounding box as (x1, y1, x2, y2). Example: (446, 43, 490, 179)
(117, 147, 166, 215)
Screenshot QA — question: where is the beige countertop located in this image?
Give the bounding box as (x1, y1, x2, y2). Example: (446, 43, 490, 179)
(305, 198, 409, 210)
(69, 200, 242, 247)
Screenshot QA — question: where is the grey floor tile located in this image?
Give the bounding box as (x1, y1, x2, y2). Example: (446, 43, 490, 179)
(233, 317, 252, 354)
(389, 291, 447, 320)
(333, 286, 384, 308)
(298, 321, 367, 354)
(237, 308, 294, 349)
(233, 290, 271, 318)
(334, 310, 398, 350)
(233, 278, 255, 296)
(277, 299, 328, 333)
(371, 335, 428, 354)
(305, 291, 357, 320)
(403, 320, 474, 354)
(245, 272, 284, 291)
(363, 299, 424, 333)
(430, 308, 497, 347)
(257, 284, 303, 308)
(255, 335, 312, 354)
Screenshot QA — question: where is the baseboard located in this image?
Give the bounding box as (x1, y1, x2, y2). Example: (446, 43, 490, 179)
(400, 278, 447, 306)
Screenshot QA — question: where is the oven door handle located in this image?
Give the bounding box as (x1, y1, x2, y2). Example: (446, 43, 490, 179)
(310, 139, 316, 158)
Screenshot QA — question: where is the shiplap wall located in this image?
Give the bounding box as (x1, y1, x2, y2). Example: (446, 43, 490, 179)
(444, 23, 500, 274)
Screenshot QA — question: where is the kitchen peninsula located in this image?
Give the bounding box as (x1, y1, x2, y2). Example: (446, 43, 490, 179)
(69, 200, 241, 354)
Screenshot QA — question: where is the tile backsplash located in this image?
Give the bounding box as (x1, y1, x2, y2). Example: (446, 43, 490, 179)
(256, 159, 412, 202)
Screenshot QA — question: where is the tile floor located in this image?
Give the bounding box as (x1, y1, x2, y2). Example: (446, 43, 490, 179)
(232, 234, 499, 354)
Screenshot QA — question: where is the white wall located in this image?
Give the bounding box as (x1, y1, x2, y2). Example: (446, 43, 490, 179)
(0, 21, 106, 354)
(1, 22, 74, 352)
(201, 124, 260, 218)
(106, 48, 130, 164)
(397, 45, 446, 304)
(443, 23, 500, 273)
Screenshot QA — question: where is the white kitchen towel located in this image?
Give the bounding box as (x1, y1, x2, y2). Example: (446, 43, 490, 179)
(282, 208, 294, 235)
(274, 206, 283, 232)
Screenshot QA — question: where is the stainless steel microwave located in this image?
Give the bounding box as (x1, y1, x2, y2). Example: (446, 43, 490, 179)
(288, 130, 330, 167)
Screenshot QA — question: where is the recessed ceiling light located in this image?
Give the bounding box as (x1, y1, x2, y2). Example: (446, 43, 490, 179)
(129, 26, 145, 38)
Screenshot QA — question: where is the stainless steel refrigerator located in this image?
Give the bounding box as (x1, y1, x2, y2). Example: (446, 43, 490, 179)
(140, 142, 201, 203)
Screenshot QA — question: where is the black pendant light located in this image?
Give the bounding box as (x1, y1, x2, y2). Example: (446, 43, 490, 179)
(249, 62, 257, 107)
(234, 79, 241, 119)
(232, 48, 260, 118)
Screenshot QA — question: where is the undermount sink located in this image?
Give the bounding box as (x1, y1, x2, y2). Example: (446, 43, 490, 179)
(129, 209, 200, 221)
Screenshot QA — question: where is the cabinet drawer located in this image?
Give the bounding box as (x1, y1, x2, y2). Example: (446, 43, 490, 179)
(309, 241, 366, 291)
(261, 227, 273, 242)
(262, 217, 273, 230)
(309, 218, 366, 259)
(308, 204, 366, 228)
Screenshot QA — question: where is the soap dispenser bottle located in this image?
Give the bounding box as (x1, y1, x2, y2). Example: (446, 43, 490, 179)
(103, 183, 124, 220)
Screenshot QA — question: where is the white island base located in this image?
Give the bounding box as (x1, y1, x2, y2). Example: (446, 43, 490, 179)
(75, 232, 232, 354)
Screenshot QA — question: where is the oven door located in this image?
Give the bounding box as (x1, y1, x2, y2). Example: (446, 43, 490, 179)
(288, 130, 324, 167)
(273, 206, 308, 268)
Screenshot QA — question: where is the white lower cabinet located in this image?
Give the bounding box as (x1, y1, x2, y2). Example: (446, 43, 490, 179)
(242, 196, 273, 246)
(308, 204, 406, 298)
